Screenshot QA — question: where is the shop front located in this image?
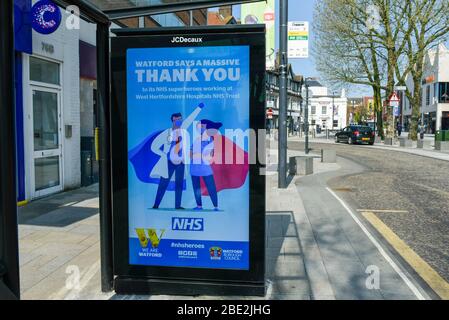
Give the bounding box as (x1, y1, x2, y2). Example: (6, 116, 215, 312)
(423, 112, 436, 134)
(442, 112, 449, 130)
(15, 0, 82, 202)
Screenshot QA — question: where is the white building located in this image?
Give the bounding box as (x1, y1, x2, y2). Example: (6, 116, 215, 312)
(402, 43, 449, 133)
(306, 79, 348, 130)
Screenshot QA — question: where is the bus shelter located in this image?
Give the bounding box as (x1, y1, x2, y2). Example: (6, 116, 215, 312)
(0, 0, 265, 299)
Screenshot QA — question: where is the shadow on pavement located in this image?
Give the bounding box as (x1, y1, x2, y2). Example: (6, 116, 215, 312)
(18, 184, 99, 227)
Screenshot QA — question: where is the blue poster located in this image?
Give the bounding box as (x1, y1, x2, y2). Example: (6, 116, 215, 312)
(127, 46, 250, 270)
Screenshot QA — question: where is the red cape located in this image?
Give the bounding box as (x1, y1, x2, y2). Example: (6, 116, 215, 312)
(199, 134, 249, 196)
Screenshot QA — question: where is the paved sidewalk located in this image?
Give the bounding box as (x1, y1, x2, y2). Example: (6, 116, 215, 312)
(288, 135, 449, 162)
(18, 184, 111, 300)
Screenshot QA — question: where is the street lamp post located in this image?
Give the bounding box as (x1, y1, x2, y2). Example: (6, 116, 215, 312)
(332, 92, 336, 130)
(305, 79, 310, 154)
(278, 0, 288, 189)
(351, 100, 356, 124)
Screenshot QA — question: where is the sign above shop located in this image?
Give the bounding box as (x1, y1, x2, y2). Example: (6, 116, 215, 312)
(14, 0, 32, 54)
(31, 0, 61, 35)
(422, 75, 435, 85)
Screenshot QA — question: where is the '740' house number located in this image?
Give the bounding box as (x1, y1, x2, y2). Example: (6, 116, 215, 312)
(41, 42, 55, 54)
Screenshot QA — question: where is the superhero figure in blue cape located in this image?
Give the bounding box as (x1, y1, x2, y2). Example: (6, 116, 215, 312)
(129, 103, 204, 210)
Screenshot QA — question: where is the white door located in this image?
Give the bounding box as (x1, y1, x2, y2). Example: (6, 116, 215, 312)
(31, 86, 63, 198)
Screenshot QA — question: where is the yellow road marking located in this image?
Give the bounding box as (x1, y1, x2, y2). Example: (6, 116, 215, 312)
(357, 209, 409, 213)
(362, 211, 449, 300)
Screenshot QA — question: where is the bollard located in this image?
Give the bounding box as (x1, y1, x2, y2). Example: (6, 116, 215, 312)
(289, 157, 297, 176)
(384, 138, 393, 146)
(298, 157, 314, 175)
(435, 141, 449, 151)
(417, 140, 430, 149)
(291, 156, 314, 176)
(321, 149, 337, 163)
(399, 138, 413, 148)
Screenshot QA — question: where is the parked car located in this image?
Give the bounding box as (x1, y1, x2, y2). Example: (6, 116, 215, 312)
(335, 125, 375, 145)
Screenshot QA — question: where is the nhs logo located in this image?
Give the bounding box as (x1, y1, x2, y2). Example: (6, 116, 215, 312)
(172, 217, 204, 231)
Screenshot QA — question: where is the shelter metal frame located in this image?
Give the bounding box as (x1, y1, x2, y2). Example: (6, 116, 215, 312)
(0, 0, 264, 299)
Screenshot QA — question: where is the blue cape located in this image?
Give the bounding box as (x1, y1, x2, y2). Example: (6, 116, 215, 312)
(128, 130, 186, 191)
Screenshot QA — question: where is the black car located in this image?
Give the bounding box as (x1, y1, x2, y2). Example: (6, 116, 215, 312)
(335, 125, 375, 145)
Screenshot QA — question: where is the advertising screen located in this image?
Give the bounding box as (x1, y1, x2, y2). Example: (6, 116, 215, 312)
(126, 45, 250, 270)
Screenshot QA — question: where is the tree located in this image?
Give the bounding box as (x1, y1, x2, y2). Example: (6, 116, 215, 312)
(394, 0, 449, 140)
(313, 0, 449, 140)
(313, 0, 396, 139)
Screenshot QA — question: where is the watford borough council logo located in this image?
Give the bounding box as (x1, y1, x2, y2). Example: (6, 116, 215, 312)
(209, 247, 222, 260)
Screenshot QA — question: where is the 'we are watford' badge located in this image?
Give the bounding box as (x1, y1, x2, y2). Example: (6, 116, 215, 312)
(135, 228, 166, 248)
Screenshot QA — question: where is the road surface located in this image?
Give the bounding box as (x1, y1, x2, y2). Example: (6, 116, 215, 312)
(289, 140, 449, 298)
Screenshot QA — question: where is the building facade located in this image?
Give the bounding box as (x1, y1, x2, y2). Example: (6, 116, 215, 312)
(347, 97, 375, 125)
(306, 79, 348, 130)
(402, 43, 449, 133)
(207, 6, 237, 25)
(14, 0, 88, 202)
(265, 66, 303, 131)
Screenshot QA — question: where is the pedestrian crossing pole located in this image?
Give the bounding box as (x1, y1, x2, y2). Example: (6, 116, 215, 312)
(278, 0, 288, 189)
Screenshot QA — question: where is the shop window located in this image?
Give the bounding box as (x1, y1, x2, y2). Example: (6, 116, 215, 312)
(152, 12, 184, 27)
(35, 157, 60, 191)
(434, 83, 437, 103)
(439, 82, 449, 103)
(30, 57, 60, 85)
(33, 90, 58, 151)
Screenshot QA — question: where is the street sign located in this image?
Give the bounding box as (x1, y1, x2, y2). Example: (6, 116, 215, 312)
(388, 92, 400, 107)
(267, 107, 273, 119)
(110, 25, 266, 296)
(288, 21, 309, 59)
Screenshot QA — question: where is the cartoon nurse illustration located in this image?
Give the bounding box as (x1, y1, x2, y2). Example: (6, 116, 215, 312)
(190, 120, 223, 211)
